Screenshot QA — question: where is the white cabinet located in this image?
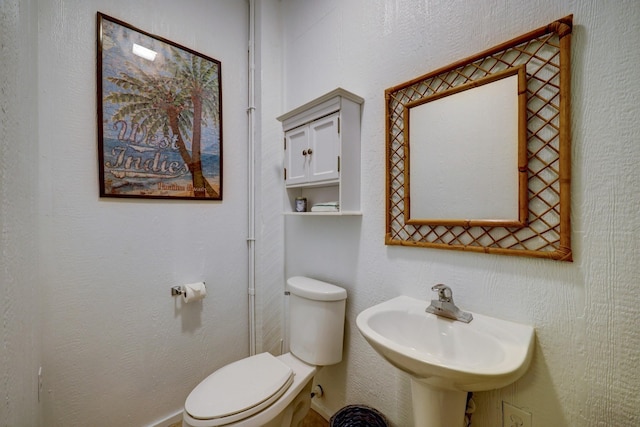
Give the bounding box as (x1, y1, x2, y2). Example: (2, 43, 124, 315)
(285, 112, 340, 186)
(277, 88, 364, 215)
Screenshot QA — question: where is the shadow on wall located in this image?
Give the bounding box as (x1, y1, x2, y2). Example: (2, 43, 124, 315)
(174, 298, 204, 333)
(284, 215, 363, 286)
(473, 336, 568, 426)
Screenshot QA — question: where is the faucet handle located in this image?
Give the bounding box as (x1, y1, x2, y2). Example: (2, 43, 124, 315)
(431, 284, 453, 302)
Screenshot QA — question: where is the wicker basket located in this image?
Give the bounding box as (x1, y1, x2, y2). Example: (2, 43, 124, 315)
(329, 405, 389, 427)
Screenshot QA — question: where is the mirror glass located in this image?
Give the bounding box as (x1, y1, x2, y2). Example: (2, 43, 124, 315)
(405, 67, 527, 227)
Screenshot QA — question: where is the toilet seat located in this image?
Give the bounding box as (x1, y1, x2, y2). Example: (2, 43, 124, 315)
(185, 352, 294, 426)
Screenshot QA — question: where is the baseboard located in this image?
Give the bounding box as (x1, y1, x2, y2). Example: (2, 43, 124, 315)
(147, 409, 183, 427)
(310, 400, 331, 421)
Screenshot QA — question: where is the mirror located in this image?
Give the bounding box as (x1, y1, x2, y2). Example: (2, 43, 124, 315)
(385, 16, 573, 261)
(405, 66, 527, 227)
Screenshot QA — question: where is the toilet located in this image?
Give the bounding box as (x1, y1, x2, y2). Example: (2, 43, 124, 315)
(182, 276, 347, 427)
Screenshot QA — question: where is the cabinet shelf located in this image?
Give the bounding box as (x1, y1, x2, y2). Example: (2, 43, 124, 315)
(283, 211, 363, 216)
(277, 88, 364, 215)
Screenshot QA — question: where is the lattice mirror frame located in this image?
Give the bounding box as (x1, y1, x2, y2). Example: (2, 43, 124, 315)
(385, 16, 573, 261)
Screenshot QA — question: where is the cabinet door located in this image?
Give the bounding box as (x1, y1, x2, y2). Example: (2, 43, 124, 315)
(308, 113, 340, 183)
(285, 126, 309, 186)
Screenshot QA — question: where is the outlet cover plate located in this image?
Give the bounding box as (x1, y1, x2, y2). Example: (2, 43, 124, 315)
(503, 401, 532, 427)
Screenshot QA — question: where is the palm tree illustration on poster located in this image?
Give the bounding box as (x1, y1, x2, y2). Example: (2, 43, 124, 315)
(97, 13, 222, 200)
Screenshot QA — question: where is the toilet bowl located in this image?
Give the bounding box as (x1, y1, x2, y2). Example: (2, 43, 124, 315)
(182, 277, 347, 427)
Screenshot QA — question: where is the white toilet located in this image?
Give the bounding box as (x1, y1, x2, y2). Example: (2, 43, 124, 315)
(182, 276, 347, 427)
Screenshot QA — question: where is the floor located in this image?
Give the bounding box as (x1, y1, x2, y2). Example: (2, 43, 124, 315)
(168, 409, 328, 427)
(301, 409, 330, 427)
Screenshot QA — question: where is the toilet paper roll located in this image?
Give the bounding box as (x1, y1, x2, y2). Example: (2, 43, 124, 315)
(182, 282, 207, 303)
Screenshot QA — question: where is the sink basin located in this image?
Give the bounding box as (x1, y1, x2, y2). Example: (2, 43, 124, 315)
(356, 295, 535, 391)
(356, 295, 535, 426)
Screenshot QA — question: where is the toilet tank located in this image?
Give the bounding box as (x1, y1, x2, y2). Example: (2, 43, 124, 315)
(287, 276, 347, 366)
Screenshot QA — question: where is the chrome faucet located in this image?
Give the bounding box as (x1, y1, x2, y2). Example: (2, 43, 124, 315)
(425, 284, 473, 323)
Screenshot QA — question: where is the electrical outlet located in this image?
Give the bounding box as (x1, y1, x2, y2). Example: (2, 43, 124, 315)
(503, 401, 532, 427)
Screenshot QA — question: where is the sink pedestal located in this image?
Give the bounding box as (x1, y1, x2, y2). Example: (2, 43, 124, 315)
(410, 379, 467, 427)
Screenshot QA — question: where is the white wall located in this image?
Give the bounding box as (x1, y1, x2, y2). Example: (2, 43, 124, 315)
(4, 1, 640, 426)
(254, 0, 287, 358)
(0, 0, 42, 425)
(275, 1, 640, 426)
(35, 1, 249, 425)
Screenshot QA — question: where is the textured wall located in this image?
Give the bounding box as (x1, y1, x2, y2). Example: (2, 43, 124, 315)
(254, 0, 287, 357)
(5, 1, 640, 426)
(0, 0, 42, 425)
(276, 0, 640, 426)
(35, 1, 249, 425)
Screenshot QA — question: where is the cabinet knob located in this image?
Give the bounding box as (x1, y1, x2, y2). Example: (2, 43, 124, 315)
(302, 149, 307, 156)
(307, 148, 313, 155)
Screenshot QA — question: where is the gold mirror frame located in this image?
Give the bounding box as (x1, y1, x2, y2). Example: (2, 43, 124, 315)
(385, 16, 573, 261)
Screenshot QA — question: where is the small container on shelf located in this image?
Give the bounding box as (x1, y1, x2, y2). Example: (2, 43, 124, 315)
(295, 197, 307, 212)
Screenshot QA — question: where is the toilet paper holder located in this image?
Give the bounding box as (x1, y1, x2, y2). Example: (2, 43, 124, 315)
(171, 282, 207, 303)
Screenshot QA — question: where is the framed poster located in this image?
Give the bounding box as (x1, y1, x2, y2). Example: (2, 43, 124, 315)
(97, 13, 222, 200)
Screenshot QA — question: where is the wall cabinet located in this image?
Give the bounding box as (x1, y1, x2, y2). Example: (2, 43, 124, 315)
(277, 88, 364, 215)
(284, 112, 340, 186)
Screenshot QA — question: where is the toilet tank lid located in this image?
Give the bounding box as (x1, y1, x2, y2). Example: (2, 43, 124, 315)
(287, 276, 347, 301)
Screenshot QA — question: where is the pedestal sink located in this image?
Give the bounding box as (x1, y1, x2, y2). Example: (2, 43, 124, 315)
(356, 296, 535, 427)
